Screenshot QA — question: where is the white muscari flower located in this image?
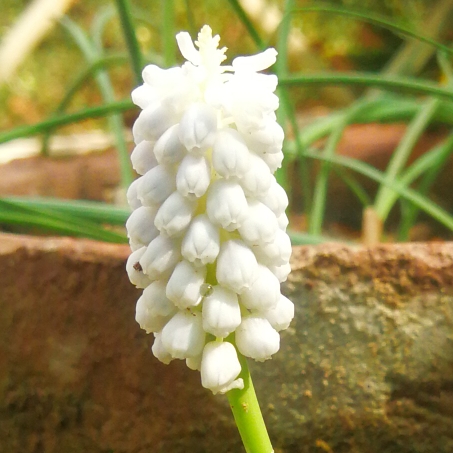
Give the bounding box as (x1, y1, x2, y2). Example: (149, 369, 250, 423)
(166, 260, 207, 309)
(154, 191, 196, 237)
(136, 281, 177, 333)
(161, 311, 206, 359)
(139, 235, 181, 279)
(240, 264, 281, 311)
(126, 206, 159, 248)
(176, 154, 211, 198)
(201, 341, 244, 394)
(153, 124, 186, 165)
(212, 128, 250, 178)
(206, 180, 248, 231)
(130, 140, 158, 175)
(181, 214, 220, 266)
(202, 285, 241, 338)
(136, 165, 175, 206)
(236, 316, 280, 361)
(126, 25, 293, 395)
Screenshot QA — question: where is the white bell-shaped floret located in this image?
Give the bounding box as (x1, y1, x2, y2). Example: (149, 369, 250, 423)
(235, 316, 280, 361)
(130, 140, 158, 175)
(126, 206, 159, 248)
(216, 240, 258, 294)
(161, 311, 206, 359)
(202, 286, 241, 338)
(136, 165, 175, 207)
(132, 103, 176, 144)
(153, 124, 186, 165)
(262, 295, 294, 331)
(252, 228, 292, 266)
(240, 153, 272, 197)
(126, 178, 142, 210)
(181, 214, 220, 266)
(139, 235, 181, 279)
(277, 212, 289, 231)
(152, 332, 173, 364)
(166, 260, 207, 309)
(245, 118, 284, 155)
(261, 150, 284, 173)
(206, 180, 248, 231)
(268, 262, 291, 283)
(179, 103, 217, 153)
(212, 128, 250, 178)
(186, 355, 202, 371)
(176, 154, 211, 199)
(240, 264, 281, 311)
(136, 281, 177, 333)
(154, 191, 196, 237)
(238, 200, 278, 246)
(131, 83, 158, 110)
(258, 177, 289, 217)
(201, 341, 244, 394)
(126, 246, 153, 288)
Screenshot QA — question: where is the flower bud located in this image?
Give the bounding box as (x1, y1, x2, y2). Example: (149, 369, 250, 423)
(238, 200, 278, 246)
(139, 235, 181, 279)
(176, 154, 211, 199)
(152, 332, 173, 364)
(216, 240, 258, 294)
(166, 260, 207, 309)
(126, 246, 153, 288)
(201, 341, 244, 394)
(262, 295, 294, 331)
(206, 180, 248, 231)
(132, 103, 176, 144)
(130, 140, 158, 175)
(181, 214, 220, 266)
(235, 316, 280, 361)
(257, 176, 289, 217)
(126, 206, 159, 248)
(126, 178, 142, 210)
(268, 262, 292, 283)
(161, 311, 206, 359)
(136, 165, 176, 207)
(153, 124, 186, 165)
(240, 153, 272, 197)
(136, 280, 177, 333)
(131, 83, 158, 110)
(240, 265, 281, 311)
(154, 191, 196, 237)
(179, 103, 217, 153)
(252, 228, 292, 266)
(212, 128, 250, 178)
(202, 286, 241, 338)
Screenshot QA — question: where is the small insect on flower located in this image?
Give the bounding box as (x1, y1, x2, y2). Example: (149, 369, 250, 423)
(126, 24, 294, 395)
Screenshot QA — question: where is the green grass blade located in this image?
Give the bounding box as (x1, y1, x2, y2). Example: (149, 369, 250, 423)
(114, 0, 144, 85)
(0, 100, 134, 145)
(294, 4, 453, 55)
(280, 72, 453, 101)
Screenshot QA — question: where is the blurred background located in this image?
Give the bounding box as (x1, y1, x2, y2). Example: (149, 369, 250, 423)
(0, 0, 452, 244)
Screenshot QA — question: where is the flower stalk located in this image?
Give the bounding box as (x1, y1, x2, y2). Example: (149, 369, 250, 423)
(227, 353, 274, 453)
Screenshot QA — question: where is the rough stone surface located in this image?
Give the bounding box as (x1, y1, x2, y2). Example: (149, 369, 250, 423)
(0, 234, 452, 452)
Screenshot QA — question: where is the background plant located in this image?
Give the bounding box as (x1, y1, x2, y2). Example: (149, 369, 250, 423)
(0, 0, 452, 244)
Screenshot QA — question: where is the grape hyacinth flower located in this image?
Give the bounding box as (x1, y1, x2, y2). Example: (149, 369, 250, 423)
(126, 26, 294, 401)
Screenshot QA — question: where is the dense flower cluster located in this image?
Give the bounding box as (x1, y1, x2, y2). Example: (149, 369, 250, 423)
(126, 25, 294, 394)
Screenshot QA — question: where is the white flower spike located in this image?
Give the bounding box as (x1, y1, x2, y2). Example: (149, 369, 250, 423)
(126, 25, 293, 395)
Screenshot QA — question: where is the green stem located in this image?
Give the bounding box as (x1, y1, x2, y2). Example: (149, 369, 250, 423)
(227, 354, 273, 453)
